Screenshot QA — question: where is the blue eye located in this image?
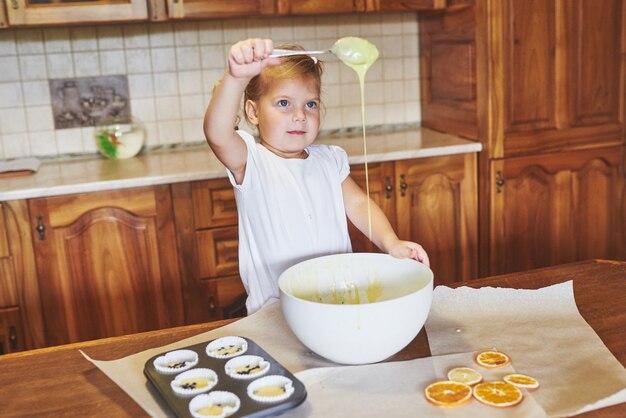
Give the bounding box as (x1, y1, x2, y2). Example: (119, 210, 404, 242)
(278, 99, 289, 107)
(306, 101, 318, 109)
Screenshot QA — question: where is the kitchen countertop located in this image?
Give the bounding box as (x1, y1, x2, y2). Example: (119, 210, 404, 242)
(0, 127, 481, 201)
(0, 259, 624, 417)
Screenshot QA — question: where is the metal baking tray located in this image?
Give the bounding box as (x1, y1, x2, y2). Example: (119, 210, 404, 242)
(144, 336, 307, 417)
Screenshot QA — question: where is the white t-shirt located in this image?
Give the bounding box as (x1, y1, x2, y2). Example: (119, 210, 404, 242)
(226, 130, 353, 314)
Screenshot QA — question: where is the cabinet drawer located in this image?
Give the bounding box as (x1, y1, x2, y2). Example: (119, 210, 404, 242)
(201, 276, 247, 320)
(192, 179, 238, 228)
(196, 226, 239, 278)
(0, 307, 26, 354)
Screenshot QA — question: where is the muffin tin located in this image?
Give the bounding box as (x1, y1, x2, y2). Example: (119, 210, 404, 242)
(144, 336, 307, 417)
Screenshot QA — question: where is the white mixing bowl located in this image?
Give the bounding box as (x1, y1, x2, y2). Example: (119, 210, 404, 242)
(278, 253, 433, 365)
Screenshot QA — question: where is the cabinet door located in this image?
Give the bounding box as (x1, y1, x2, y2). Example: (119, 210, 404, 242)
(6, 0, 147, 26)
(29, 186, 184, 347)
(277, 0, 365, 15)
(395, 154, 478, 284)
(489, 147, 622, 275)
(167, 0, 275, 19)
(495, 0, 624, 157)
(348, 162, 397, 253)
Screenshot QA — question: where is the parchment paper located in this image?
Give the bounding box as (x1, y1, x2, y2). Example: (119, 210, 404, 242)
(424, 281, 626, 417)
(283, 351, 547, 418)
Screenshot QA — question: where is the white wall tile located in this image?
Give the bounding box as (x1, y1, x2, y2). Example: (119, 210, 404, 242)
(222, 20, 248, 44)
(2, 133, 30, 159)
(381, 14, 404, 35)
(176, 46, 201, 70)
(174, 22, 199, 46)
(131, 98, 156, 123)
(200, 45, 226, 70)
(56, 128, 83, 154)
(99, 50, 127, 75)
(0, 56, 20, 81)
(383, 58, 404, 80)
(180, 94, 205, 119)
(46, 53, 75, 78)
(0, 82, 23, 107)
(97, 26, 125, 50)
(202, 69, 224, 94)
(81, 127, 98, 153)
(0, 107, 27, 134)
(178, 70, 203, 95)
(26, 105, 54, 132)
(125, 48, 151, 74)
(151, 47, 176, 72)
(71, 27, 98, 51)
(150, 23, 175, 47)
(22, 80, 51, 106)
(19, 55, 48, 80)
(123, 24, 150, 49)
(199, 21, 223, 44)
(0, 31, 16, 56)
(44, 28, 71, 53)
(157, 120, 183, 144)
(73, 51, 101, 77)
(155, 96, 181, 120)
(16, 29, 45, 54)
(153, 72, 179, 96)
(182, 118, 204, 143)
(337, 15, 360, 37)
(128, 74, 154, 98)
(28, 130, 58, 156)
(271, 18, 294, 43)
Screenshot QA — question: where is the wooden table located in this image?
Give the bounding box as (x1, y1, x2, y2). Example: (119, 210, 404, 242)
(2, 259, 625, 417)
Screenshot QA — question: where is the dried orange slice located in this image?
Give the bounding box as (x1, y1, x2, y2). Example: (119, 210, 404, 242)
(504, 373, 539, 389)
(473, 381, 523, 407)
(447, 367, 483, 385)
(474, 350, 511, 368)
(424, 380, 472, 407)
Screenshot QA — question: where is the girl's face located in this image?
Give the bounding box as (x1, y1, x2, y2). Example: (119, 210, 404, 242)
(245, 76, 321, 159)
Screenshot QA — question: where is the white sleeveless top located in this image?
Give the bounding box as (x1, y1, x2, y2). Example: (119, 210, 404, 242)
(226, 130, 352, 314)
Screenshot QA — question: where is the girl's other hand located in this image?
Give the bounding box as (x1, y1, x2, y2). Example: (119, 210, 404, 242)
(228, 38, 282, 79)
(388, 240, 430, 267)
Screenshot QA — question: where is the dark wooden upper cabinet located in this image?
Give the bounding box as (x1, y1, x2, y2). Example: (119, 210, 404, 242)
(276, 0, 365, 15)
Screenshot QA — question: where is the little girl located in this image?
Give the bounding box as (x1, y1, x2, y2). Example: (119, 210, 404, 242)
(204, 38, 429, 314)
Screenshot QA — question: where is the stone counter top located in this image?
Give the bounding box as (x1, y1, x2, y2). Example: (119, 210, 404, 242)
(0, 127, 481, 201)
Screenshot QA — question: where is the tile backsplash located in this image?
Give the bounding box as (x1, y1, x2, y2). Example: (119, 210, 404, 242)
(0, 13, 421, 160)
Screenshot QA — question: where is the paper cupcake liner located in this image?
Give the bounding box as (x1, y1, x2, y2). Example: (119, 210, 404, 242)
(206, 336, 248, 359)
(224, 355, 270, 380)
(247, 375, 295, 403)
(153, 349, 199, 375)
(170, 368, 218, 397)
(189, 391, 241, 418)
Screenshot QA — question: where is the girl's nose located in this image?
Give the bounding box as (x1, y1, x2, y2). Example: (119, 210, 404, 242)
(293, 109, 306, 122)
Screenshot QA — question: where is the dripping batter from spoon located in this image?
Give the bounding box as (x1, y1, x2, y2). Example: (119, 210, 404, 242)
(204, 38, 430, 314)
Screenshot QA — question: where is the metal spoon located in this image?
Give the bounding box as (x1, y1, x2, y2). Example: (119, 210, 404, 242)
(269, 49, 332, 58)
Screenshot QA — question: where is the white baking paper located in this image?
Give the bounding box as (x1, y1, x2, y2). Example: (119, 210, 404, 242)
(284, 351, 547, 418)
(424, 281, 626, 417)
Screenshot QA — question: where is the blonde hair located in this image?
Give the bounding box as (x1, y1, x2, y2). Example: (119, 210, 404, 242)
(243, 44, 324, 123)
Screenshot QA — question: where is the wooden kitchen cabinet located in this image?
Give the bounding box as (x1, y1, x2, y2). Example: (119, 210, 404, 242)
(349, 152, 479, 285)
(27, 186, 185, 347)
(172, 179, 246, 325)
(4, 0, 148, 26)
(489, 147, 623, 275)
(419, 0, 626, 276)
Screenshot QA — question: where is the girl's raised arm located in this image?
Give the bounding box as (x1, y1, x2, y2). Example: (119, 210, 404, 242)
(203, 39, 280, 183)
